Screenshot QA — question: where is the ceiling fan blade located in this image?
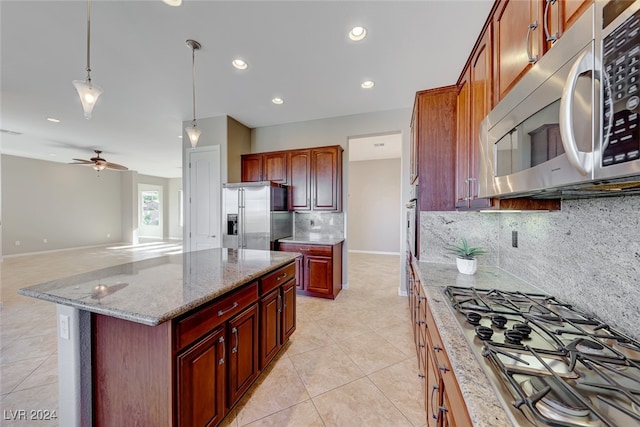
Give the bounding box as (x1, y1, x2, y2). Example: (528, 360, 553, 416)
(70, 159, 93, 164)
(106, 162, 129, 171)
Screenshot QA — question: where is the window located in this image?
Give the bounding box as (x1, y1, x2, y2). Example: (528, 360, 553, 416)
(141, 191, 160, 226)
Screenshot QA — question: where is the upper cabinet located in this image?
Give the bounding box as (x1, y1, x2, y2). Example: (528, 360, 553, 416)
(412, 86, 458, 212)
(456, 25, 493, 210)
(493, 0, 544, 104)
(545, 0, 593, 49)
(241, 145, 343, 212)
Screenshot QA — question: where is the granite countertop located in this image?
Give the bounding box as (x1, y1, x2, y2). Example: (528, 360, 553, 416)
(18, 248, 301, 327)
(415, 262, 544, 427)
(279, 233, 344, 245)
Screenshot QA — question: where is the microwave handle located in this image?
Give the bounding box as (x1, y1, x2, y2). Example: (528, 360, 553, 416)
(559, 50, 593, 176)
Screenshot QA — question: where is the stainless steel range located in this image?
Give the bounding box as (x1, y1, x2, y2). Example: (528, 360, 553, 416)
(444, 286, 640, 427)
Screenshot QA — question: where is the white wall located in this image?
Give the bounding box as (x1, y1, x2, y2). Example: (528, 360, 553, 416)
(1, 155, 183, 256)
(348, 158, 401, 253)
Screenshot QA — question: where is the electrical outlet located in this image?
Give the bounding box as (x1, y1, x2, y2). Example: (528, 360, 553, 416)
(310, 219, 315, 226)
(59, 314, 70, 340)
(512, 230, 518, 248)
(15, 240, 20, 246)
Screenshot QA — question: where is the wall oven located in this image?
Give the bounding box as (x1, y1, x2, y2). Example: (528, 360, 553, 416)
(480, 0, 640, 199)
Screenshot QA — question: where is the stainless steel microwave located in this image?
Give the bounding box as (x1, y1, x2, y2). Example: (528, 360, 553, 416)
(480, 0, 640, 199)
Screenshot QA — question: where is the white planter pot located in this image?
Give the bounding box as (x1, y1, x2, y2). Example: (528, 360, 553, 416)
(456, 258, 477, 275)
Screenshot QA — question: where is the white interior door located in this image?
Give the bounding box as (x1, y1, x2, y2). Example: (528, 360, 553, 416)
(188, 146, 221, 252)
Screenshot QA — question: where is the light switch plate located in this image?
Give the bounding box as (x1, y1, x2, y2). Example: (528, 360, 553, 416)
(59, 314, 70, 340)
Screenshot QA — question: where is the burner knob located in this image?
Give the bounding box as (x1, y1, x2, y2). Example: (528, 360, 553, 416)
(491, 315, 507, 328)
(512, 323, 532, 337)
(466, 312, 482, 325)
(505, 329, 525, 344)
(475, 325, 494, 340)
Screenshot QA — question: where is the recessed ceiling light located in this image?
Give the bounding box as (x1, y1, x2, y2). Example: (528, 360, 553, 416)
(361, 80, 375, 89)
(349, 26, 367, 41)
(162, 0, 182, 6)
(178, 135, 183, 139)
(232, 59, 248, 70)
(272, 97, 284, 105)
(49, 153, 57, 157)
(47, 117, 60, 123)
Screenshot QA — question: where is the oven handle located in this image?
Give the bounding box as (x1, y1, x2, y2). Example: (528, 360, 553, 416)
(559, 49, 594, 176)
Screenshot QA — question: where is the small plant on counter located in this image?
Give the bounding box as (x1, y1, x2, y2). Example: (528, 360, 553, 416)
(447, 238, 486, 275)
(447, 238, 487, 260)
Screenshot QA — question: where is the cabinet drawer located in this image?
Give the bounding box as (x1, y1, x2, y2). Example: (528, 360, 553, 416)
(176, 282, 258, 350)
(260, 262, 295, 295)
(279, 243, 332, 257)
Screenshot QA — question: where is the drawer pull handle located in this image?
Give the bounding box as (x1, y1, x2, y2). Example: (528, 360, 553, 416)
(218, 302, 238, 317)
(277, 272, 288, 281)
(433, 345, 442, 352)
(438, 365, 450, 373)
(218, 336, 225, 365)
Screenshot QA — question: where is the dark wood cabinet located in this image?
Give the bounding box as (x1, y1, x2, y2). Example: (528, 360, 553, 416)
(409, 260, 472, 427)
(92, 262, 297, 427)
(258, 263, 297, 369)
(278, 241, 342, 299)
(241, 145, 342, 212)
(288, 149, 312, 210)
(412, 86, 459, 213)
(241, 154, 262, 182)
(177, 327, 226, 427)
(456, 26, 493, 210)
(227, 304, 259, 408)
(311, 146, 342, 211)
(545, 0, 593, 50)
(493, 0, 543, 104)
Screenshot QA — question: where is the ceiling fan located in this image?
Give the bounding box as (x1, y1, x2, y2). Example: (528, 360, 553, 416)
(71, 150, 128, 171)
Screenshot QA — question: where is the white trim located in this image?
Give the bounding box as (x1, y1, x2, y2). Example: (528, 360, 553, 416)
(348, 250, 401, 256)
(397, 288, 408, 297)
(342, 282, 349, 290)
(2, 243, 126, 259)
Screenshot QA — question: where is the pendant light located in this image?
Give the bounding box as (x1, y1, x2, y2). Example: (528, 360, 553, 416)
(185, 39, 202, 148)
(72, 0, 103, 120)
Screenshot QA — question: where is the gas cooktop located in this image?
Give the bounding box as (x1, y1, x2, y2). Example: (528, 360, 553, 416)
(444, 286, 640, 427)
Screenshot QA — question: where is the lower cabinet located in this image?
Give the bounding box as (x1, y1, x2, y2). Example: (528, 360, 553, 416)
(92, 261, 298, 427)
(278, 241, 343, 299)
(409, 260, 472, 427)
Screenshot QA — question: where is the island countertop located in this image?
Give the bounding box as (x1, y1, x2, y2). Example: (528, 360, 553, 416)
(18, 248, 301, 327)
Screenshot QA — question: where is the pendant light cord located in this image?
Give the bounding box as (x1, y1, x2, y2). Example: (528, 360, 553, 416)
(191, 45, 197, 124)
(86, 0, 92, 80)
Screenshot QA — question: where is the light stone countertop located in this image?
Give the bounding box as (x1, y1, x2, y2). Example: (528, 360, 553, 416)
(279, 233, 344, 245)
(415, 262, 545, 427)
(18, 248, 301, 326)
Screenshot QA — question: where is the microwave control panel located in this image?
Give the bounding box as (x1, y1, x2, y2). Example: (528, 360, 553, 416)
(602, 6, 640, 166)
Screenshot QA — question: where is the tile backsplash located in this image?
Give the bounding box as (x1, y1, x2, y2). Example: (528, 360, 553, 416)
(419, 195, 640, 340)
(294, 212, 344, 238)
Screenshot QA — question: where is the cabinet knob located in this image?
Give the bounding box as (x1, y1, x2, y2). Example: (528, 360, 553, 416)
(438, 365, 450, 373)
(433, 345, 442, 352)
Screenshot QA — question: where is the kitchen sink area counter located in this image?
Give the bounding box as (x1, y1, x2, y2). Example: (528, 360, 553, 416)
(413, 262, 544, 427)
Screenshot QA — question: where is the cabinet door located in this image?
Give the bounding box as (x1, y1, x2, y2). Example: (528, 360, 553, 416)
(177, 327, 226, 427)
(281, 280, 296, 342)
(493, 0, 543, 103)
(311, 147, 341, 211)
(425, 348, 441, 427)
(455, 68, 472, 209)
(288, 150, 311, 210)
(263, 152, 288, 184)
(259, 289, 281, 370)
(561, 0, 593, 33)
(410, 106, 419, 185)
(227, 304, 259, 408)
(469, 27, 493, 209)
(241, 154, 263, 182)
(305, 255, 332, 295)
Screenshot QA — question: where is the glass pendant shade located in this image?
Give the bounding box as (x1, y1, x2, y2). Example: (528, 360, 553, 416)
(73, 78, 103, 120)
(185, 123, 201, 148)
(92, 160, 107, 171)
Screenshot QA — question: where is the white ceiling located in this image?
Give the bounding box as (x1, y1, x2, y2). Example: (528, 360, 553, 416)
(0, 0, 493, 178)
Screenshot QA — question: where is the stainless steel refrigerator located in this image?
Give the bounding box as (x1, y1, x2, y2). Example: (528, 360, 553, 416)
(222, 181, 293, 250)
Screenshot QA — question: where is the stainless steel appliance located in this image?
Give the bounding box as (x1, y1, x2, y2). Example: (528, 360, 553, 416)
(222, 181, 292, 250)
(480, 0, 640, 199)
(445, 286, 640, 427)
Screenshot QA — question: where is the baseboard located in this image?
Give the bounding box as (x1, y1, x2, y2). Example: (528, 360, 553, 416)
(397, 288, 408, 297)
(342, 282, 349, 290)
(348, 250, 401, 256)
(2, 243, 124, 259)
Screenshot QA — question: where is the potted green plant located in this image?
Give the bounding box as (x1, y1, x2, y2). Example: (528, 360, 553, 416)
(447, 238, 487, 275)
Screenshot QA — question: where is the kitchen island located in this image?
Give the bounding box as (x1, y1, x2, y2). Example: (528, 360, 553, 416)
(18, 248, 300, 427)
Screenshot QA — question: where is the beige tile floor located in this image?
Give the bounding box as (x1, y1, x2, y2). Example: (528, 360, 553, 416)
(1, 243, 425, 426)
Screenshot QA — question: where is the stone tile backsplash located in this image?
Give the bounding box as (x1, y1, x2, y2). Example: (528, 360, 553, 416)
(294, 212, 344, 238)
(419, 195, 640, 340)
